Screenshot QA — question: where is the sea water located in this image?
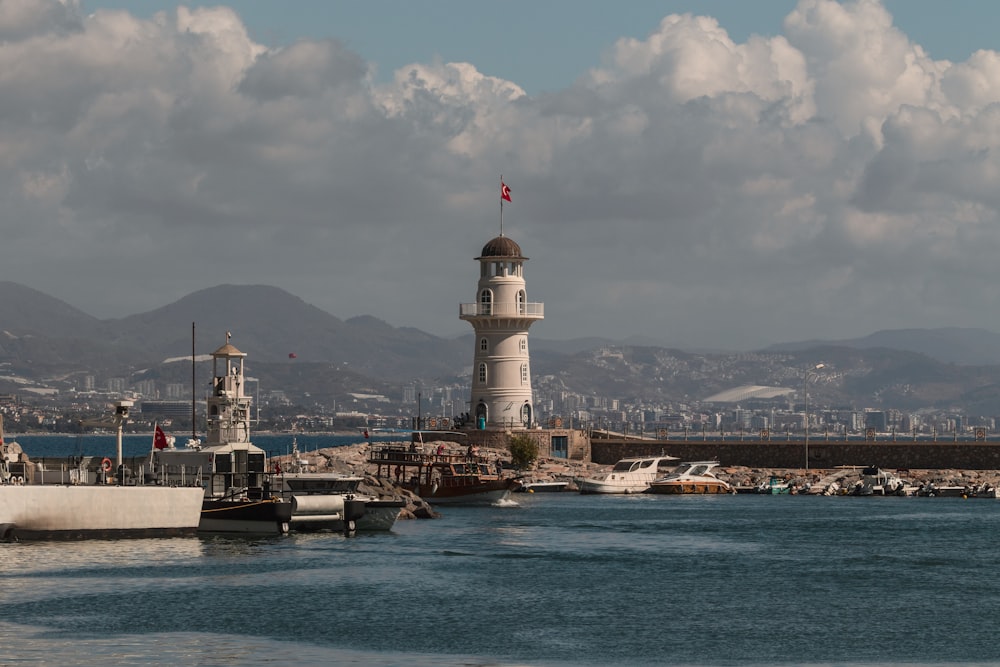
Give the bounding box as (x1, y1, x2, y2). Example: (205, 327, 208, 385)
(3, 488, 1000, 666)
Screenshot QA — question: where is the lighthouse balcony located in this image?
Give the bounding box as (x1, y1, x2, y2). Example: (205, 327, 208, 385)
(460, 302, 544, 318)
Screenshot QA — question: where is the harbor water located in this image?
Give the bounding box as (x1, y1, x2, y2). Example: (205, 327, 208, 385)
(3, 486, 1000, 666)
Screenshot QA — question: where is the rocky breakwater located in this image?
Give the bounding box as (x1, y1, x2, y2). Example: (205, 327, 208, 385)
(721, 465, 1000, 495)
(273, 441, 437, 520)
(273, 439, 606, 519)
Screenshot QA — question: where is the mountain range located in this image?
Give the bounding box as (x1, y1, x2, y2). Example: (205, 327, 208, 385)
(3, 280, 1000, 415)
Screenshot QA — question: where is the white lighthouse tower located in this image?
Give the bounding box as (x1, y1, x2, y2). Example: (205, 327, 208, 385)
(460, 234, 544, 429)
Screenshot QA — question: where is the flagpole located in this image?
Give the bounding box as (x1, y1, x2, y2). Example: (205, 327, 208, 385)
(500, 174, 504, 237)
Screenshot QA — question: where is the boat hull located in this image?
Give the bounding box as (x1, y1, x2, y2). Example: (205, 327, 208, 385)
(418, 481, 513, 505)
(0, 485, 204, 540)
(199, 498, 292, 535)
(357, 499, 405, 531)
(516, 481, 569, 493)
(576, 479, 650, 494)
(647, 482, 731, 495)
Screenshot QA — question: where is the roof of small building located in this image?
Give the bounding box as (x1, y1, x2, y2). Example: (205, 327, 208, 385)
(212, 343, 246, 357)
(479, 235, 524, 259)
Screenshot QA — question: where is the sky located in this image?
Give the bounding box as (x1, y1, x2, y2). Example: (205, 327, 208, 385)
(4, 1, 1000, 351)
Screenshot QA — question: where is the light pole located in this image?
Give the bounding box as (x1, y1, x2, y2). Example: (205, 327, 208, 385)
(803, 363, 825, 472)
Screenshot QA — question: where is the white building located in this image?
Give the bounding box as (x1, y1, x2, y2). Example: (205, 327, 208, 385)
(459, 235, 544, 429)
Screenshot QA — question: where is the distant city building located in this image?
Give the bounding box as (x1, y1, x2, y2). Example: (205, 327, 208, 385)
(140, 401, 192, 419)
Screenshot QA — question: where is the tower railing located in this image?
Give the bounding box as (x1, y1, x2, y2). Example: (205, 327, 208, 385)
(459, 302, 544, 317)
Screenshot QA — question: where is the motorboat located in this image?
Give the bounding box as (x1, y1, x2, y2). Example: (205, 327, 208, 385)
(646, 461, 732, 495)
(852, 466, 917, 496)
(272, 438, 403, 533)
(757, 476, 791, 495)
(151, 334, 291, 535)
(515, 480, 569, 493)
(576, 455, 678, 494)
(916, 482, 969, 498)
(368, 431, 517, 505)
(0, 409, 203, 541)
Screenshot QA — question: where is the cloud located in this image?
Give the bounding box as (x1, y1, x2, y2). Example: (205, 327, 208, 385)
(3, 0, 1000, 351)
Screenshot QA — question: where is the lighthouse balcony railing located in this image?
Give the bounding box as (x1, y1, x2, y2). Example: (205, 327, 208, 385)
(460, 302, 544, 317)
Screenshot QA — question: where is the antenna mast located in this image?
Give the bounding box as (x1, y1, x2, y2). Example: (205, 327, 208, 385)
(191, 322, 196, 442)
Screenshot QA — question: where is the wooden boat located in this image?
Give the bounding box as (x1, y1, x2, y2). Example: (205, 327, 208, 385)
(368, 431, 516, 505)
(576, 455, 678, 494)
(646, 461, 732, 495)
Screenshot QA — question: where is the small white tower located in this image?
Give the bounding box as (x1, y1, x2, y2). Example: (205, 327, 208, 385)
(460, 235, 544, 429)
(206, 333, 252, 446)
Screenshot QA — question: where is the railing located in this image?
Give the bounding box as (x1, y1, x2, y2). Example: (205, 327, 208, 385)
(459, 302, 544, 317)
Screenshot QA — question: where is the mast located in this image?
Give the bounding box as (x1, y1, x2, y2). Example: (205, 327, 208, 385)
(191, 321, 196, 442)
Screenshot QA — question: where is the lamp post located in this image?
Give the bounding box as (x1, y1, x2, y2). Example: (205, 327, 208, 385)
(803, 363, 825, 472)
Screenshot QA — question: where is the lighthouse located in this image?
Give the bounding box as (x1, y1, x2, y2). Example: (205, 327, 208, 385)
(459, 234, 544, 429)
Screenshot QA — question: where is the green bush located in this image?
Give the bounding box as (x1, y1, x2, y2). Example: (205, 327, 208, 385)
(507, 433, 539, 470)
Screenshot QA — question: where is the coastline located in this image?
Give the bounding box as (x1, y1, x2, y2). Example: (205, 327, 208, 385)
(282, 439, 1000, 500)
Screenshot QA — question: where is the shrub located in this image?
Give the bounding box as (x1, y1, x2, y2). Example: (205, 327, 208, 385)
(507, 433, 539, 470)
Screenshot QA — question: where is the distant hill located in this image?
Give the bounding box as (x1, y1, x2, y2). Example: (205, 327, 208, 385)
(765, 327, 1000, 365)
(3, 281, 1000, 415)
(0, 283, 467, 381)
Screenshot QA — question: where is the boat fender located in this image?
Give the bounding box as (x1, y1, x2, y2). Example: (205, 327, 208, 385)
(101, 457, 112, 472)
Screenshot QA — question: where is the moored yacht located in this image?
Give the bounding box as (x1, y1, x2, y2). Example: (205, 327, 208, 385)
(646, 461, 732, 495)
(576, 455, 678, 494)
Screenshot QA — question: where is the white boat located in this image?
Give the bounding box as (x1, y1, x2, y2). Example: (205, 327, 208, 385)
(852, 466, 917, 496)
(646, 461, 733, 495)
(576, 455, 678, 494)
(515, 480, 569, 493)
(0, 408, 203, 541)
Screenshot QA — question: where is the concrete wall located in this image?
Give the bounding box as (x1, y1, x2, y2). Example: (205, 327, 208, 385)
(591, 437, 1000, 470)
(465, 428, 590, 461)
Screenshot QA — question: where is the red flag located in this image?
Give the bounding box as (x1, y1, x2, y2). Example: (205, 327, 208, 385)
(363, 429, 369, 439)
(501, 181, 511, 202)
(154, 424, 169, 450)
(288, 352, 297, 359)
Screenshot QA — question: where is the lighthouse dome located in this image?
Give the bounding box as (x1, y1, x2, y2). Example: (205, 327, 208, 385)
(479, 235, 524, 259)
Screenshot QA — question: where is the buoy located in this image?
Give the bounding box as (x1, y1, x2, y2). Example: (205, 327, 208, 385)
(101, 457, 112, 472)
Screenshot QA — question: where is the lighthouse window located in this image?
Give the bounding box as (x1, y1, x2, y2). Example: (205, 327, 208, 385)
(521, 363, 528, 384)
(479, 363, 488, 384)
(480, 338, 488, 352)
(519, 338, 526, 352)
(479, 289, 493, 315)
(517, 290, 526, 314)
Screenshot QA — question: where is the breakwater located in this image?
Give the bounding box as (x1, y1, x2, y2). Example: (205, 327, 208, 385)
(591, 435, 1000, 469)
